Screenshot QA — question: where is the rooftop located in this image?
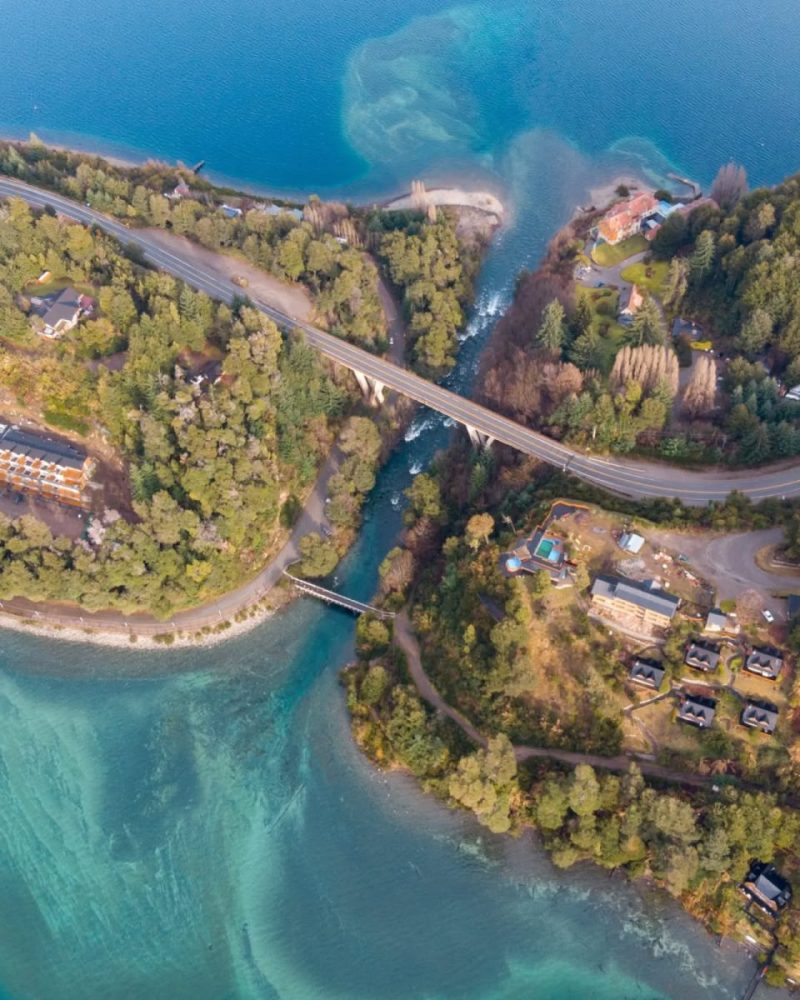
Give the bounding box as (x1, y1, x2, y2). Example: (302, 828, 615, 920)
(629, 658, 665, 689)
(678, 694, 716, 727)
(742, 861, 792, 914)
(0, 424, 87, 471)
(591, 573, 680, 619)
(685, 640, 721, 671)
(745, 647, 784, 678)
(40, 286, 81, 329)
(741, 701, 778, 734)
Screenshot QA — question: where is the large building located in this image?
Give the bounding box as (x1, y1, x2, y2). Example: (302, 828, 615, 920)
(0, 424, 93, 507)
(597, 192, 659, 245)
(590, 573, 680, 632)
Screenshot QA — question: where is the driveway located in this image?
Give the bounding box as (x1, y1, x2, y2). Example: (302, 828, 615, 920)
(647, 527, 800, 606)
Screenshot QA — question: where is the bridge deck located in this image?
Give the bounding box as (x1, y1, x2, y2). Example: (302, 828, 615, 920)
(283, 572, 394, 619)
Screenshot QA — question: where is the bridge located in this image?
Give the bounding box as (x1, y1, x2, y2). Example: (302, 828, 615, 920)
(283, 572, 395, 619)
(3, 176, 800, 505)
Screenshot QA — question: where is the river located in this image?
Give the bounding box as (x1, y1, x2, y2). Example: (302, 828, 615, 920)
(2, 1, 800, 997)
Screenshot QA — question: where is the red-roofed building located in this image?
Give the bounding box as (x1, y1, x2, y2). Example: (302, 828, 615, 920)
(597, 192, 659, 245)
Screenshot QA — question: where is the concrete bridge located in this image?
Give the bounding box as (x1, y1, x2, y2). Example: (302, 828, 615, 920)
(3, 176, 800, 505)
(283, 572, 395, 619)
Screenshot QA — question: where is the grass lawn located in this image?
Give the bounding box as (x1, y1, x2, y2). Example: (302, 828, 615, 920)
(620, 260, 669, 297)
(591, 234, 649, 267)
(575, 285, 627, 371)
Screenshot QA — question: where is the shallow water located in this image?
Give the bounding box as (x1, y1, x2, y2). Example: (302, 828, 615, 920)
(1, 1, 799, 997)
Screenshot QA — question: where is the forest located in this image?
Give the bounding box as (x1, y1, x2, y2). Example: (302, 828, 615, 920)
(480, 165, 800, 466)
(0, 196, 370, 615)
(0, 140, 482, 376)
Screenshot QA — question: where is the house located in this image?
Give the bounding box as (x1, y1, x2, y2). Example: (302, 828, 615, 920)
(0, 423, 93, 507)
(745, 647, 784, 680)
(684, 640, 721, 672)
(629, 657, 666, 690)
(590, 574, 680, 632)
(597, 192, 659, 245)
(705, 608, 728, 632)
(672, 317, 703, 341)
(618, 530, 645, 554)
(677, 694, 716, 728)
(740, 861, 792, 917)
(741, 700, 779, 735)
(505, 530, 568, 582)
(220, 203, 243, 219)
(38, 286, 83, 338)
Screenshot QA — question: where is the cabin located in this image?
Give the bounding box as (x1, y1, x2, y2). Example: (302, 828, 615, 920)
(618, 285, 644, 324)
(684, 640, 721, 673)
(628, 658, 666, 690)
(618, 531, 645, 554)
(745, 647, 784, 680)
(740, 861, 792, 917)
(597, 192, 659, 245)
(677, 694, 716, 728)
(0, 423, 93, 507)
(590, 574, 679, 632)
(705, 608, 728, 633)
(37, 286, 83, 338)
(741, 700, 779, 735)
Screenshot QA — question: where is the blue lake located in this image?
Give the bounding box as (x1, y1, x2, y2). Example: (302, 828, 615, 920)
(1, 1, 800, 996)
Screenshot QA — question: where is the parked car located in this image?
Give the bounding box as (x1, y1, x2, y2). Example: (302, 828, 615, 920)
(231, 275, 249, 288)
(763, 610, 775, 624)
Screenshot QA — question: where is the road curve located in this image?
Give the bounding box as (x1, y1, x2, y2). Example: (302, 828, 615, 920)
(1, 176, 797, 505)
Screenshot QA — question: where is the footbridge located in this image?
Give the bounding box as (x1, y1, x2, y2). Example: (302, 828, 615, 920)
(4, 176, 800, 504)
(283, 572, 395, 619)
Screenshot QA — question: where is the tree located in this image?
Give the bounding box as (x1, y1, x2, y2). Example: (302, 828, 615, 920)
(535, 778, 569, 830)
(465, 513, 494, 550)
(690, 230, 716, 282)
(744, 201, 775, 242)
(738, 308, 772, 356)
(297, 532, 339, 578)
(405, 473, 442, 520)
(536, 299, 566, 354)
(568, 764, 601, 818)
(628, 295, 666, 347)
(710, 162, 748, 211)
(448, 734, 518, 833)
(663, 257, 689, 309)
(572, 296, 592, 338)
(682, 355, 717, 416)
(359, 664, 389, 706)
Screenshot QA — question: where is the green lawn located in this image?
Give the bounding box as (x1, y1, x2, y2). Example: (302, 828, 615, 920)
(620, 260, 669, 297)
(575, 285, 627, 372)
(591, 234, 648, 267)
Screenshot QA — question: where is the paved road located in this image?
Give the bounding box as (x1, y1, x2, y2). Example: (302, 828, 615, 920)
(4, 177, 800, 504)
(648, 527, 800, 604)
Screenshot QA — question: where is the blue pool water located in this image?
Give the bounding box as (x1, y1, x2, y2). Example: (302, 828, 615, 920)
(1, 1, 799, 996)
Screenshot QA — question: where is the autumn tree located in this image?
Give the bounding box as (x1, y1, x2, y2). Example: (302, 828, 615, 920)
(710, 161, 748, 211)
(465, 513, 494, 550)
(682, 354, 717, 416)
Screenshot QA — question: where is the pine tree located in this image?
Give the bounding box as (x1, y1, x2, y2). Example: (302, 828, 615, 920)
(738, 308, 773, 356)
(663, 257, 689, 308)
(628, 295, 666, 346)
(690, 230, 715, 282)
(536, 298, 566, 353)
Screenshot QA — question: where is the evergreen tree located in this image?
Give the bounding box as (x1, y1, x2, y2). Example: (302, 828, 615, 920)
(690, 230, 716, 282)
(536, 299, 566, 353)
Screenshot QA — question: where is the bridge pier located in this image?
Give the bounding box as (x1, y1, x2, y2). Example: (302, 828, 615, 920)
(465, 424, 494, 450)
(353, 369, 386, 407)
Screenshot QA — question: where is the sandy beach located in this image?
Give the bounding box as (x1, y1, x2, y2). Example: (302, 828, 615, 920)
(384, 186, 505, 216)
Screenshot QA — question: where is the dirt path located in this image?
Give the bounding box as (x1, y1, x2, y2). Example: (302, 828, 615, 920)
(393, 611, 720, 790)
(141, 228, 314, 322)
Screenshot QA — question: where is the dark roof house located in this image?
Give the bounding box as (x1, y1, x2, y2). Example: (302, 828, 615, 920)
(684, 640, 721, 672)
(741, 700, 779, 735)
(629, 658, 666, 690)
(740, 861, 792, 916)
(39, 286, 82, 338)
(677, 694, 716, 728)
(745, 647, 784, 680)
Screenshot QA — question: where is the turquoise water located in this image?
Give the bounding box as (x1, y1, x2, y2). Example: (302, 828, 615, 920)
(2, 1, 800, 997)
